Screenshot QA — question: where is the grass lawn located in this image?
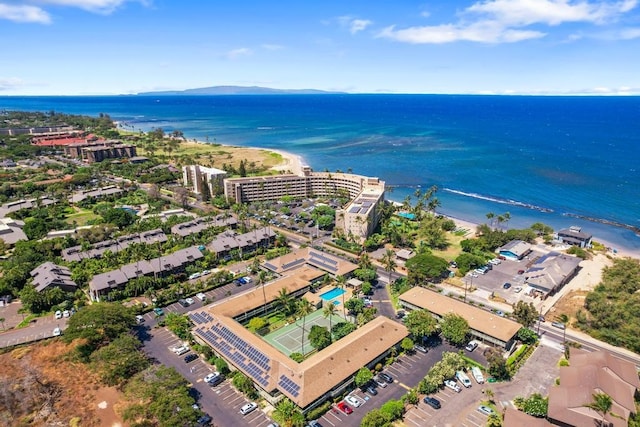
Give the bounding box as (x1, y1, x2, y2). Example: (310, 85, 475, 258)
(430, 231, 466, 261)
(65, 208, 100, 226)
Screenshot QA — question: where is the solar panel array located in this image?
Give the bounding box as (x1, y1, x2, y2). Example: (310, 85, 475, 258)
(278, 375, 301, 398)
(349, 206, 360, 214)
(282, 258, 306, 270)
(263, 262, 278, 271)
(308, 250, 339, 273)
(195, 323, 271, 387)
(189, 311, 213, 325)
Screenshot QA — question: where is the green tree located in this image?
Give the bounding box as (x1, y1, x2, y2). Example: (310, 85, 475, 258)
(514, 393, 548, 418)
(584, 392, 621, 426)
(512, 301, 538, 327)
(289, 352, 304, 363)
(164, 312, 192, 340)
(405, 253, 449, 285)
(122, 365, 199, 426)
(360, 409, 391, 427)
(272, 398, 305, 427)
(354, 366, 374, 388)
(64, 303, 135, 356)
(331, 321, 356, 340)
(232, 372, 258, 399)
(381, 248, 397, 286)
(297, 298, 313, 354)
(322, 301, 337, 342)
(361, 281, 372, 295)
(404, 309, 438, 341)
(440, 313, 469, 346)
(276, 287, 295, 316)
(214, 357, 230, 375)
(487, 413, 503, 427)
(379, 399, 405, 421)
(517, 327, 539, 344)
(486, 348, 510, 380)
(90, 334, 149, 386)
(401, 337, 415, 353)
(248, 316, 267, 332)
(308, 325, 331, 351)
(345, 297, 365, 315)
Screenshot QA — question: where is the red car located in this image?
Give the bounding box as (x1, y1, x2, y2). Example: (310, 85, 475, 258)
(337, 401, 353, 415)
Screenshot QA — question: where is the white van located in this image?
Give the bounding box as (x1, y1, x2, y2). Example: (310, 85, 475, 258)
(471, 366, 485, 384)
(456, 370, 472, 388)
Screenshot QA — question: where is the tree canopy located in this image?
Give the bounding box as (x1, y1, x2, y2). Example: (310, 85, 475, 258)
(404, 309, 438, 340)
(64, 303, 135, 350)
(308, 325, 332, 351)
(405, 253, 449, 285)
(440, 313, 469, 346)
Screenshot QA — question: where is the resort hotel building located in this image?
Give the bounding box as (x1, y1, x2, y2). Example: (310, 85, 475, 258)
(224, 166, 386, 242)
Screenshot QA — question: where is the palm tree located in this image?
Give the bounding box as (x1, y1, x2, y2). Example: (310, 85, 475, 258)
(297, 298, 313, 355)
(503, 212, 511, 230)
(557, 313, 569, 345)
(381, 248, 397, 286)
(584, 392, 620, 426)
(335, 275, 348, 318)
(323, 301, 337, 342)
(486, 212, 495, 230)
(257, 270, 268, 314)
(276, 287, 293, 316)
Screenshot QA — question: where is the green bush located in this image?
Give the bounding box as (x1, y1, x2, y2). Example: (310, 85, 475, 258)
(305, 402, 331, 422)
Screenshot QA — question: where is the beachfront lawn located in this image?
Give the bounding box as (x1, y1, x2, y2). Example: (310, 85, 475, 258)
(430, 230, 466, 262)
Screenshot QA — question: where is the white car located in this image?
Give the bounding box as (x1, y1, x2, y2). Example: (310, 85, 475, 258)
(62, 310, 71, 318)
(172, 344, 190, 355)
(188, 272, 202, 280)
(456, 370, 472, 388)
(345, 395, 364, 408)
(444, 379, 461, 393)
(204, 372, 222, 384)
(240, 402, 258, 415)
(53, 327, 61, 337)
(196, 293, 207, 301)
(185, 297, 195, 306)
(54, 310, 62, 319)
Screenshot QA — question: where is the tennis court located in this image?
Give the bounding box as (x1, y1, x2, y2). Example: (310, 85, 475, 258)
(262, 309, 346, 356)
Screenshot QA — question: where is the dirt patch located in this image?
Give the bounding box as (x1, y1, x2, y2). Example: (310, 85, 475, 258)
(548, 289, 589, 323)
(0, 341, 125, 427)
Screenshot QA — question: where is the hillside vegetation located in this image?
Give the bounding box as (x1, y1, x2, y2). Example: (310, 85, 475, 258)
(578, 258, 640, 352)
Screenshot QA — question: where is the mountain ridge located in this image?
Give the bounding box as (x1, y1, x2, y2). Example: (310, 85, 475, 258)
(136, 85, 345, 96)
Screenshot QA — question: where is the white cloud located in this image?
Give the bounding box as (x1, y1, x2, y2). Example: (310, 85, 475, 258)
(0, 3, 50, 23)
(380, 0, 639, 44)
(37, 0, 145, 14)
(0, 77, 26, 91)
(379, 21, 545, 44)
(225, 48, 252, 60)
(261, 43, 284, 51)
(337, 16, 372, 34)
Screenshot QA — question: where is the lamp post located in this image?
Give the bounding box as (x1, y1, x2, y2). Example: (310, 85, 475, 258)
(537, 305, 545, 335)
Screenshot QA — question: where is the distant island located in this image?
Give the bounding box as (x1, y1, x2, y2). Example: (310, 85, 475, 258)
(136, 85, 345, 96)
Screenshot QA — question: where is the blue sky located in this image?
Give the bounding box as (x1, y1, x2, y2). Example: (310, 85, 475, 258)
(1, 0, 639, 95)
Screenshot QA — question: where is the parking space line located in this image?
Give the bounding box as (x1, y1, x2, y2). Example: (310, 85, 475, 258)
(320, 415, 335, 426)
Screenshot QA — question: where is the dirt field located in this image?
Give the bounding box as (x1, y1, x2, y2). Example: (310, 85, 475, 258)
(0, 341, 124, 427)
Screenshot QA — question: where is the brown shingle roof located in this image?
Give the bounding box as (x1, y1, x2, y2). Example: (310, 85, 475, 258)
(503, 407, 553, 427)
(548, 349, 640, 427)
(399, 286, 521, 344)
(193, 267, 408, 409)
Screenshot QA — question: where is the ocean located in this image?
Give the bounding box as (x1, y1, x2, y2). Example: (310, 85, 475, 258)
(1, 94, 639, 251)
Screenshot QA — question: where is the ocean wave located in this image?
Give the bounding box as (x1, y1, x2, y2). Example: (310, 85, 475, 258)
(443, 188, 554, 213)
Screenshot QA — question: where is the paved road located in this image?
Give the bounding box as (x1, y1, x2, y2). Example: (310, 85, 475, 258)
(0, 313, 69, 348)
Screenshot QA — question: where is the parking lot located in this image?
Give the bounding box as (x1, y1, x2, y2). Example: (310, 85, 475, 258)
(464, 249, 548, 305)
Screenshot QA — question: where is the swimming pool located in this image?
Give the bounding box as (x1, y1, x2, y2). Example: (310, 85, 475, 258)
(319, 287, 346, 301)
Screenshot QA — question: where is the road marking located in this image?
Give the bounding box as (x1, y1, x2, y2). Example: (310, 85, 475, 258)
(397, 382, 411, 390)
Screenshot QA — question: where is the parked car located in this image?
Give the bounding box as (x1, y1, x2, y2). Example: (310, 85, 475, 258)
(305, 421, 322, 427)
(465, 341, 479, 352)
(539, 315, 546, 322)
(197, 414, 212, 426)
(185, 297, 195, 306)
(196, 292, 207, 301)
(378, 372, 394, 383)
(135, 315, 145, 324)
(184, 353, 198, 363)
(496, 310, 505, 317)
(502, 282, 511, 289)
(266, 423, 279, 427)
(172, 344, 190, 355)
(456, 370, 472, 388)
(552, 321, 566, 329)
(153, 307, 164, 317)
(62, 310, 71, 318)
(55, 310, 62, 319)
(373, 376, 388, 388)
(414, 344, 428, 353)
(444, 379, 461, 393)
(52, 327, 61, 337)
(345, 395, 364, 408)
(514, 286, 523, 293)
(204, 372, 223, 385)
(240, 402, 258, 415)
(178, 299, 189, 307)
(364, 384, 378, 396)
(337, 401, 353, 415)
(471, 366, 485, 384)
(423, 396, 441, 409)
(478, 405, 494, 416)
(188, 272, 202, 280)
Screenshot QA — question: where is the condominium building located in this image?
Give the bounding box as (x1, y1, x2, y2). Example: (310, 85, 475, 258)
(224, 167, 385, 242)
(183, 165, 227, 195)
